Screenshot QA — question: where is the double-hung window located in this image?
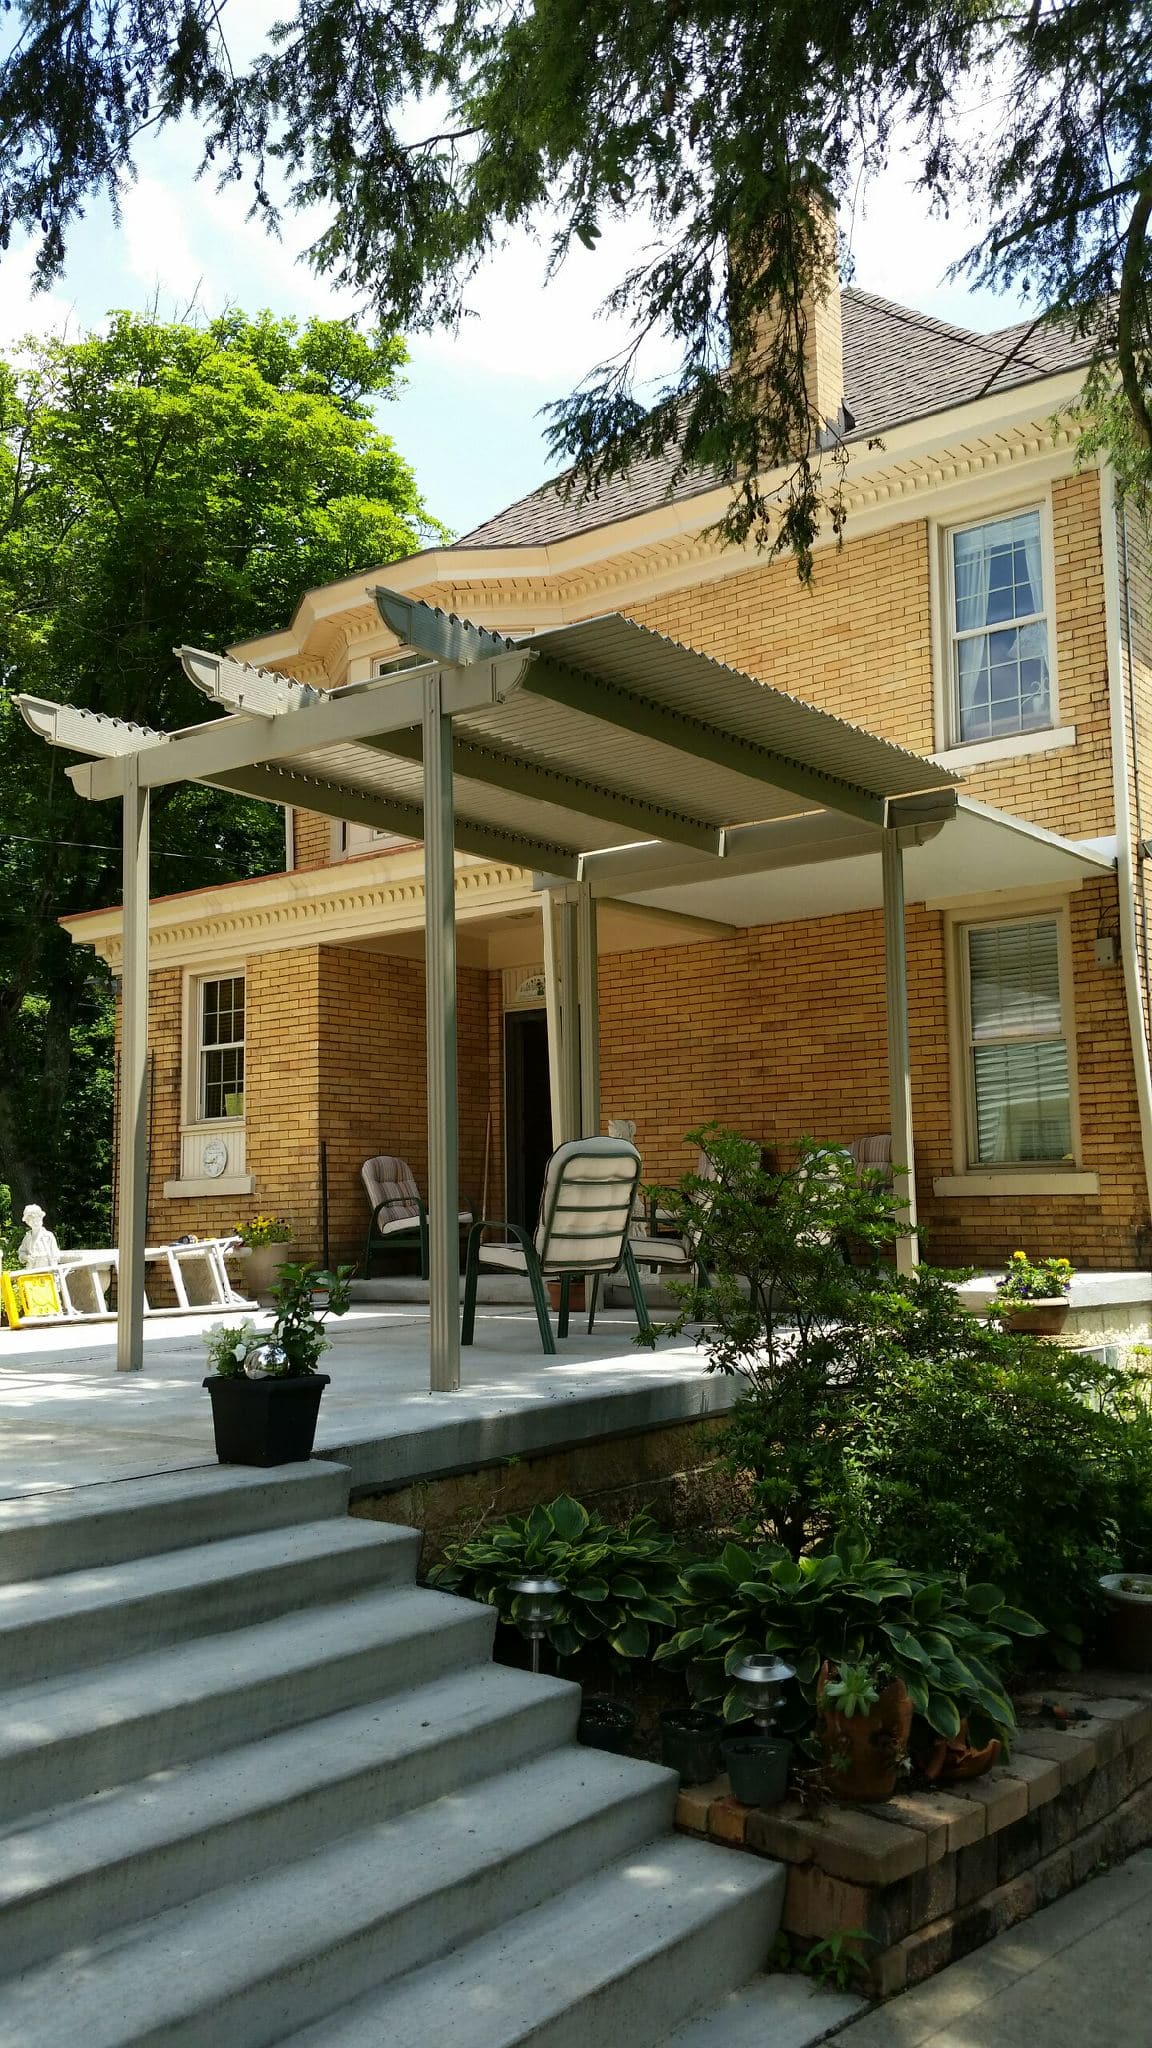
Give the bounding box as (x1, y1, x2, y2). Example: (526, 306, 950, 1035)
(961, 916, 1072, 1166)
(198, 975, 245, 1120)
(947, 507, 1052, 744)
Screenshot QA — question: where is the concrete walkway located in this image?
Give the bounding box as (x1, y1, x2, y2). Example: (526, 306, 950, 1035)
(0, 1303, 735, 1497)
(833, 1848, 1152, 2046)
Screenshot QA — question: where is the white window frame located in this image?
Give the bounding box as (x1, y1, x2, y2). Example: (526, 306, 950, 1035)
(945, 902, 1082, 1180)
(932, 495, 1060, 755)
(330, 819, 415, 861)
(183, 966, 247, 1128)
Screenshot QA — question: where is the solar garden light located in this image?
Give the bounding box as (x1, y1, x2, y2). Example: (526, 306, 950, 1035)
(509, 1576, 562, 1675)
(731, 1654, 795, 1734)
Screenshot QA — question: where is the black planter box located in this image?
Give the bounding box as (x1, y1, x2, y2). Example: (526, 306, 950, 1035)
(203, 1373, 330, 1466)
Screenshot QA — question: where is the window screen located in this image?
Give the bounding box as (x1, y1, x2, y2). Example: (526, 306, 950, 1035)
(951, 510, 1052, 743)
(199, 975, 245, 1120)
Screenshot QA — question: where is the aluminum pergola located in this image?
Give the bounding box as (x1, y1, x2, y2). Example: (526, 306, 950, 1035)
(20, 590, 964, 1387)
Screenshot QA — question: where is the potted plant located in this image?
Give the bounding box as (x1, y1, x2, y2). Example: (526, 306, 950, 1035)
(817, 1658, 912, 1803)
(659, 1706, 727, 1785)
(657, 1533, 1042, 1803)
(234, 1214, 293, 1303)
(202, 1261, 351, 1465)
(430, 1494, 681, 1753)
(992, 1251, 1074, 1336)
(1099, 1572, 1152, 1670)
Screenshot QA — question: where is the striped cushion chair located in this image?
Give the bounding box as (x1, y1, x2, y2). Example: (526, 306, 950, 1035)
(849, 1133, 892, 1176)
(360, 1156, 475, 1279)
(461, 1137, 651, 1355)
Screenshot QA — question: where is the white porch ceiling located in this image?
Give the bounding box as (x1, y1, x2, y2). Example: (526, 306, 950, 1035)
(604, 800, 1116, 928)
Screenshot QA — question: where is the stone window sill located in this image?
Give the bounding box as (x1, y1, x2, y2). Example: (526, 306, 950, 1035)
(163, 1175, 254, 1199)
(932, 725, 1076, 771)
(932, 1171, 1099, 1198)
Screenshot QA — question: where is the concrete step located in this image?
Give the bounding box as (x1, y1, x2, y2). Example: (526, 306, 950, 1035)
(0, 1514, 420, 1685)
(0, 1462, 351, 1584)
(280, 1835, 785, 2048)
(0, 1663, 579, 1974)
(658, 1975, 866, 2046)
(0, 1748, 678, 2048)
(0, 1582, 496, 1823)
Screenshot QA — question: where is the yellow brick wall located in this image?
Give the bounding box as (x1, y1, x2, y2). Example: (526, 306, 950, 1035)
(145, 945, 494, 1268)
(315, 946, 492, 1266)
(292, 810, 332, 869)
(595, 872, 1148, 1269)
(625, 470, 1113, 839)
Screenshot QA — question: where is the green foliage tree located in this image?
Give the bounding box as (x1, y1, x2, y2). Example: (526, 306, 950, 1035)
(0, 309, 443, 1239)
(1, 3, 1149, 567)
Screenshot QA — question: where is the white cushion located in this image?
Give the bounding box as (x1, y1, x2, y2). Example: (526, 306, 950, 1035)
(477, 1244, 529, 1273)
(628, 1236, 692, 1267)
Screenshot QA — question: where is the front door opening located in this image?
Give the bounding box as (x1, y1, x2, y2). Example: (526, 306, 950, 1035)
(504, 1008, 552, 1231)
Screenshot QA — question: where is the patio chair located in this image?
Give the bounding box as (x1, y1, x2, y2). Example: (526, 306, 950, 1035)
(461, 1136, 651, 1355)
(614, 1147, 717, 1329)
(360, 1154, 473, 1279)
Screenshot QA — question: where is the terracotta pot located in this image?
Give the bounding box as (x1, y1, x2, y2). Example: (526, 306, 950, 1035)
(917, 1720, 1001, 1782)
(546, 1276, 586, 1312)
(1000, 1299, 1069, 1336)
(818, 1664, 912, 1803)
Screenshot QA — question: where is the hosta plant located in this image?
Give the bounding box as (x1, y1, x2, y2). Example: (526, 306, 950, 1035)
(656, 1532, 1042, 1748)
(430, 1495, 681, 1661)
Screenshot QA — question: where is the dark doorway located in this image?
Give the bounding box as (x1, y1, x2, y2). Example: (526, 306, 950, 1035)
(504, 1009, 552, 1230)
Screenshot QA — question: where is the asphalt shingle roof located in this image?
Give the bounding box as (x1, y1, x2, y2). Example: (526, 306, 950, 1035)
(456, 288, 1093, 551)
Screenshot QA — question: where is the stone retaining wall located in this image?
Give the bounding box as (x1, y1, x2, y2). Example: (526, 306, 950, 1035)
(674, 1670, 1152, 1996)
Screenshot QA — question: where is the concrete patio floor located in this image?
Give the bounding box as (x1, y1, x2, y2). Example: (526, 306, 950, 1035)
(0, 1304, 737, 1498)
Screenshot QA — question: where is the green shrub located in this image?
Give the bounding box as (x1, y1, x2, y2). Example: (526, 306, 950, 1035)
(429, 1495, 681, 1661)
(722, 1265, 1152, 1649)
(657, 1530, 1042, 1746)
(642, 1124, 898, 1558)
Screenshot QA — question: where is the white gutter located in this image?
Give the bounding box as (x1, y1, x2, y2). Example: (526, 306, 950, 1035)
(1100, 462, 1152, 1216)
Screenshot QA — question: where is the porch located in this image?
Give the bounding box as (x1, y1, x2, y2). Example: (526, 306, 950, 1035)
(0, 1303, 736, 1499)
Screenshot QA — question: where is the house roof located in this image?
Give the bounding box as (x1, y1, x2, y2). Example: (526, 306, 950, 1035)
(457, 288, 1093, 552)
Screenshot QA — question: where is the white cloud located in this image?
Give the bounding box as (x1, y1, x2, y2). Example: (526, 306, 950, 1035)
(0, 242, 77, 352)
(119, 174, 215, 314)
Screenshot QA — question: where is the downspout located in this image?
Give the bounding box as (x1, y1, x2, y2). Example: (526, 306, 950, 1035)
(284, 804, 295, 872)
(1100, 462, 1152, 1222)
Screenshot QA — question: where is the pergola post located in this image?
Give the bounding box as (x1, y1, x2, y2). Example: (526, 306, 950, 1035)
(423, 669, 461, 1392)
(558, 897, 580, 1141)
(542, 888, 580, 1143)
(882, 826, 919, 1272)
(576, 882, 600, 1137)
(542, 892, 564, 1145)
(116, 758, 150, 1371)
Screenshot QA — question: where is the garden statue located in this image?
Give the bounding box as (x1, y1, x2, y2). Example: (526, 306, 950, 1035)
(18, 1204, 61, 1269)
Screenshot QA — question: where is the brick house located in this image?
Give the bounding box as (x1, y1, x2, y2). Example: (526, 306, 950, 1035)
(61, 278, 1152, 1278)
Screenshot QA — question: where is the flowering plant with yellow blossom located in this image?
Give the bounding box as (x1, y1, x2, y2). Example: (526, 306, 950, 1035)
(233, 1214, 291, 1248)
(994, 1250, 1074, 1304)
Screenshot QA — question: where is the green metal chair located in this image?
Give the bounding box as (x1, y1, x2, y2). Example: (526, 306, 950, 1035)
(461, 1136, 652, 1355)
(360, 1154, 473, 1279)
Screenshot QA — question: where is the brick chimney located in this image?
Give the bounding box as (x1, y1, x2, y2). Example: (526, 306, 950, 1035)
(729, 197, 846, 441)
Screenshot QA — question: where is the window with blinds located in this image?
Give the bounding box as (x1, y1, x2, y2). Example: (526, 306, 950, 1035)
(964, 918, 1072, 1164)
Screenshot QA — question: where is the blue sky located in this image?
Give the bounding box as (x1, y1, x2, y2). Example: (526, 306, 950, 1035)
(0, 115, 1030, 542)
